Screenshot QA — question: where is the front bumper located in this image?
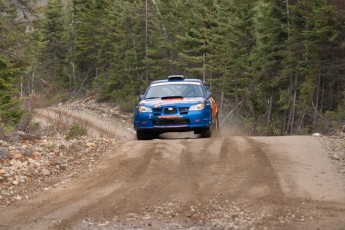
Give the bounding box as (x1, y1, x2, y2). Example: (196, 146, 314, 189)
(134, 109, 211, 132)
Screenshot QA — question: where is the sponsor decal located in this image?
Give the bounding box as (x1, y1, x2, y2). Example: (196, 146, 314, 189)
(158, 115, 183, 119)
(145, 98, 203, 107)
(154, 125, 188, 128)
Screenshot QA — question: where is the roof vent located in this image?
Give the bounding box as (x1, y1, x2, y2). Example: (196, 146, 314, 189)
(168, 75, 185, 81)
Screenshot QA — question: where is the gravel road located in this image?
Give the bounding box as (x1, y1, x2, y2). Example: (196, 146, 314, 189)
(0, 102, 344, 230)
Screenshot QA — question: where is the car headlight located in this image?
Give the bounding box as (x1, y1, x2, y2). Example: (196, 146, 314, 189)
(138, 105, 152, 112)
(189, 103, 205, 111)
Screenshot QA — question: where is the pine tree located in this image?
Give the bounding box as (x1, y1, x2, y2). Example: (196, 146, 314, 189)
(63, 0, 77, 92)
(211, 0, 256, 123)
(14, 0, 344, 133)
(0, 0, 40, 97)
(297, 0, 333, 130)
(250, 0, 286, 133)
(0, 56, 22, 127)
(39, 0, 66, 85)
(91, 0, 146, 110)
(0, 0, 36, 64)
(144, 0, 173, 82)
(176, 0, 217, 81)
(72, 0, 110, 90)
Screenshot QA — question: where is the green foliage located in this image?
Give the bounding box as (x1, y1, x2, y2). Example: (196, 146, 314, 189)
(93, 75, 111, 102)
(0, 56, 23, 127)
(0, 122, 12, 140)
(110, 82, 140, 113)
(257, 120, 283, 136)
(337, 101, 345, 121)
(1, 0, 345, 135)
(175, 0, 217, 80)
(66, 122, 88, 140)
(46, 89, 69, 106)
(38, 0, 68, 93)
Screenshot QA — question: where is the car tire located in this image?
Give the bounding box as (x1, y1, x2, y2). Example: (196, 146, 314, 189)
(201, 115, 219, 138)
(137, 130, 159, 140)
(150, 133, 160, 139)
(137, 130, 149, 140)
(201, 127, 212, 138)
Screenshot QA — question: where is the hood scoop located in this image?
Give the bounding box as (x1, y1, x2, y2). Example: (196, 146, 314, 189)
(161, 96, 184, 100)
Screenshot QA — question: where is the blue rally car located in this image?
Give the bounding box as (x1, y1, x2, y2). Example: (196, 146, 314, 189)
(134, 75, 219, 140)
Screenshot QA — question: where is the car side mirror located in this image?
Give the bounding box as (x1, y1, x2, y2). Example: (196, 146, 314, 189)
(139, 95, 145, 101)
(207, 91, 212, 98)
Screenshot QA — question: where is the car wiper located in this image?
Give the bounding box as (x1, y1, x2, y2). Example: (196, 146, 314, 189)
(161, 96, 184, 100)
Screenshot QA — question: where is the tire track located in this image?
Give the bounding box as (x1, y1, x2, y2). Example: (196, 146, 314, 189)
(35, 108, 134, 139)
(1, 127, 345, 229)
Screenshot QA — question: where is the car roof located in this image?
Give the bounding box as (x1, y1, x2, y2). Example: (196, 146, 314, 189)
(150, 78, 203, 86)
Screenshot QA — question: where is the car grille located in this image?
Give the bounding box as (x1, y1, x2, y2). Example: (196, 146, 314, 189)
(152, 118, 190, 126)
(178, 107, 189, 115)
(152, 107, 189, 115)
(164, 107, 178, 114)
(153, 108, 163, 115)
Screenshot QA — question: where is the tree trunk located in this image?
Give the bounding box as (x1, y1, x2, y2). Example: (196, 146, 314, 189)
(31, 66, 35, 95)
(266, 89, 274, 125)
(203, 40, 206, 82)
(20, 75, 23, 98)
(235, 80, 239, 117)
(298, 109, 306, 133)
(290, 70, 298, 134)
(314, 72, 321, 124)
(144, 0, 149, 85)
(286, 0, 290, 38)
(219, 92, 224, 121)
(320, 75, 325, 113)
(70, 61, 76, 92)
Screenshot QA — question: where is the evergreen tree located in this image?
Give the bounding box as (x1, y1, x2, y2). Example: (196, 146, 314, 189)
(176, 0, 217, 81)
(72, 0, 110, 90)
(0, 56, 22, 127)
(144, 0, 173, 81)
(211, 0, 256, 123)
(1, 0, 341, 134)
(63, 0, 77, 92)
(39, 0, 66, 85)
(250, 0, 286, 133)
(297, 0, 334, 130)
(92, 0, 146, 110)
(0, 0, 36, 64)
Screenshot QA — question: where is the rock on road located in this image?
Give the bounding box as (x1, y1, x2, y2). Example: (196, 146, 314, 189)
(0, 105, 344, 229)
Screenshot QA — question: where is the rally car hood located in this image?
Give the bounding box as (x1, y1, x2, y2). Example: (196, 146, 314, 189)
(140, 97, 204, 108)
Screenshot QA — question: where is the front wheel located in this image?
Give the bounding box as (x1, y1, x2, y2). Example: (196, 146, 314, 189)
(136, 130, 159, 140)
(136, 130, 146, 140)
(200, 115, 219, 138)
(200, 127, 211, 138)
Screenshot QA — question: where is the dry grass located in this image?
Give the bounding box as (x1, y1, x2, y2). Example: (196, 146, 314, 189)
(33, 108, 91, 139)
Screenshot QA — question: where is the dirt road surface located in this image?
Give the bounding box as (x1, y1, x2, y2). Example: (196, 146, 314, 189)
(0, 105, 344, 229)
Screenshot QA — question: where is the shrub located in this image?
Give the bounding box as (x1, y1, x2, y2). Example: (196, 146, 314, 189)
(0, 123, 11, 141)
(110, 83, 138, 113)
(65, 122, 88, 140)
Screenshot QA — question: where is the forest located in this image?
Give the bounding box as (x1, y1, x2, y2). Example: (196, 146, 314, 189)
(1, 0, 345, 135)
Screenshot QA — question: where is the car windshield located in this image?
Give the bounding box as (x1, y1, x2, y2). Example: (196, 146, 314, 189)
(145, 83, 204, 99)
